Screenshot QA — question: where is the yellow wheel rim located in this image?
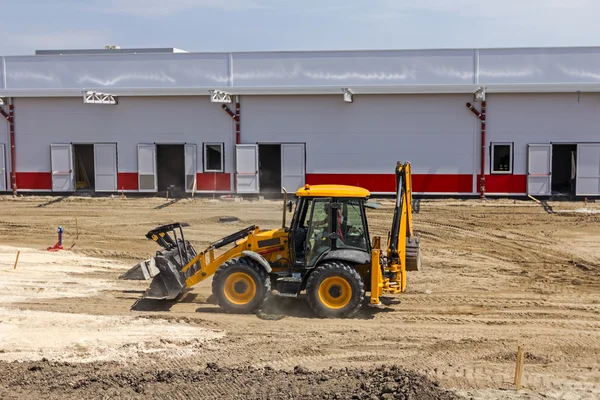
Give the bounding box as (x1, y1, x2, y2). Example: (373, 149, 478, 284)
(318, 276, 352, 309)
(223, 272, 257, 305)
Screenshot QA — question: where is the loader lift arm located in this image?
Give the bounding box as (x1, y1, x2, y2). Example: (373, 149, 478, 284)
(142, 224, 265, 300)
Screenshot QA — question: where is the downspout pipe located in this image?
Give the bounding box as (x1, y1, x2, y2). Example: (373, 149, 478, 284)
(0, 100, 16, 196)
(221, 98, 240, 144)
(466, 101, 486, 199)
(221, 97, 241, 193)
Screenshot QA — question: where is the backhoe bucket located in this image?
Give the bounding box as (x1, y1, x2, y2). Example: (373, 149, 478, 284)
(405, 236, 422, 272)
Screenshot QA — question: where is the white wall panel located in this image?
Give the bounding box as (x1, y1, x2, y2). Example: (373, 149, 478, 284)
(13, 97, 234, 175)
(479, 47, 600, 84)
(486, 93, 600, 175)
(242, 94, 476, 175)
(5, 53, 230, 89)
(232, 50, 475, 87)
(6, 46, 600, 95)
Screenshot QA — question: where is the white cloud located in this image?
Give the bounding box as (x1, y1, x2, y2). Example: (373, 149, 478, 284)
(90, 0, 276, 17)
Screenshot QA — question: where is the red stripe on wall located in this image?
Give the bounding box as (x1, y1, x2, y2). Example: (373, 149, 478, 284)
(479, 174, 527, 194)
(118, 173, 139, 191)
(16, 172, 51, 190)
(306, 174, 473, 193)
(197, 173, 230, 191)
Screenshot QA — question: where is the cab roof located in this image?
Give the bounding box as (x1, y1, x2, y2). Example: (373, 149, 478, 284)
(295, 184, 370, 198)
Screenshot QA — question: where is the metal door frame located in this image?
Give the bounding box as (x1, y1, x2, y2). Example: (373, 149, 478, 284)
(255, 141, 306, 192)
(280, 142, 306, 193)
(50, 143, 75, 192)
(93, 142, 118, 192)
(137, 143, 157, 193)
(575, 142, 600, 196)
(526, 143, 552, 196)
(0, 144, 6, 192)
(235, 144, 260, 194)
(184, 143, 197, 193)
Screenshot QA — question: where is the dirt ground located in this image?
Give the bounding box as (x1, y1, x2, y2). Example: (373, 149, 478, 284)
(0, 194, 599, 399)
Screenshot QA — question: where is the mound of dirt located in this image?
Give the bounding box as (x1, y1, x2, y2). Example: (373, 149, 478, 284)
(0, 360, 462, 400)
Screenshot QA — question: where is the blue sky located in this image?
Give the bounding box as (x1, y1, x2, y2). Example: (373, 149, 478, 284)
(1, 0, 599, 55)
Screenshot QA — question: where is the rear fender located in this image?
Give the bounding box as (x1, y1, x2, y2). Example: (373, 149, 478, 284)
(241, 250, 273, 273)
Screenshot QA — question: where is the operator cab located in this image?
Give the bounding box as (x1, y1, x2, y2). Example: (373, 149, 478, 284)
(289, 184, 372, 269)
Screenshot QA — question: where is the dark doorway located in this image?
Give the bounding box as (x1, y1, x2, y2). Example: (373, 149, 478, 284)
(551, 144, 577, 194)
(258, 144, 281, 194)
(73, 144, 95, 191)
(156, 144, 185, 192)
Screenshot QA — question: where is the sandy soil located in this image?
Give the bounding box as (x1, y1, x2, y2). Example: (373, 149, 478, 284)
(0, 194, 599, 399)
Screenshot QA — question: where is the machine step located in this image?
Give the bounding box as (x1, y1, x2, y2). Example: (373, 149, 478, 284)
(277, 276, 303, 283)
(276, 292, 299, 298)
(276, 276, 303, 297)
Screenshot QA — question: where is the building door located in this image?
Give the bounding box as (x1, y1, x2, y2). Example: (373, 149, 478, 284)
(576, 143, 600, 196)
(0, 144, 6, 192)
(51, 143, 74, 192)
(527, 144, 552, 195)
(185, 144, 197, 192)
(236, 144, 259, 193)
(94, 143, 118, 192)
(258, 144, 281, 194)
(138, 144, 157, 192)
(281, 143, 305, 193)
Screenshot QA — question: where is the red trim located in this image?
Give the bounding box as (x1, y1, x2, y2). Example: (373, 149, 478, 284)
(118, 172, 139, 191)
(306, 173, 473, 193)
(15, 172, 51, 190)
(478, 174, 526, 194)
(196, 173, 230, 191)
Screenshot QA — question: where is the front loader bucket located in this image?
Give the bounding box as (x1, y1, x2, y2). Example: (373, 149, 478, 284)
(142, 255, 187, 300)
(405, 235, 422, 272)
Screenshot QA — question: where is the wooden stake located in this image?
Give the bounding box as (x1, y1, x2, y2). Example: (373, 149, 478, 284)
(514, 345, 525, 390)
(13, 250, 20, 270)
(75, 217, 79, 239)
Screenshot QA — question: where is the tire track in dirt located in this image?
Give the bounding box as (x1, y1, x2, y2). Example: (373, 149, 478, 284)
(373, 313, 600, 330)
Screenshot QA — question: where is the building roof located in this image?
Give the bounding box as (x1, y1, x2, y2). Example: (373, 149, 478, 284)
(2, 45, 600, 97)
(295, 184, 370, 198)
(34, 47, 189, 55)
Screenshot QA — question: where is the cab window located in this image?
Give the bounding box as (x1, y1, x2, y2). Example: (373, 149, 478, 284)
(335, 199, 368, 251)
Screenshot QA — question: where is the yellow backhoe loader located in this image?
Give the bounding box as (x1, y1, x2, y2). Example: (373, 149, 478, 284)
(122, 161, 421, 318)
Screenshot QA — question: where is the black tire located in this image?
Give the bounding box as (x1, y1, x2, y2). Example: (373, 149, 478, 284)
(211, 257, 271, 314)
(305, 261, 365, 318)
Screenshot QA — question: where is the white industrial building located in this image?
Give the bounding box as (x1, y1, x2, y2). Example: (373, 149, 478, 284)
(0, 46, 599, 198)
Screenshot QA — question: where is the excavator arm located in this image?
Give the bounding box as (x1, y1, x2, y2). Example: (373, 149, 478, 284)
(369, 161, 421, 305)
(387, 161, 414, 261)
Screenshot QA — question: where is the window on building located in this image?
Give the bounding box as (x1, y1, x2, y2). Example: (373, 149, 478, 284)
(203, 143, 224, 172)
(491, 142, 513, 174)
